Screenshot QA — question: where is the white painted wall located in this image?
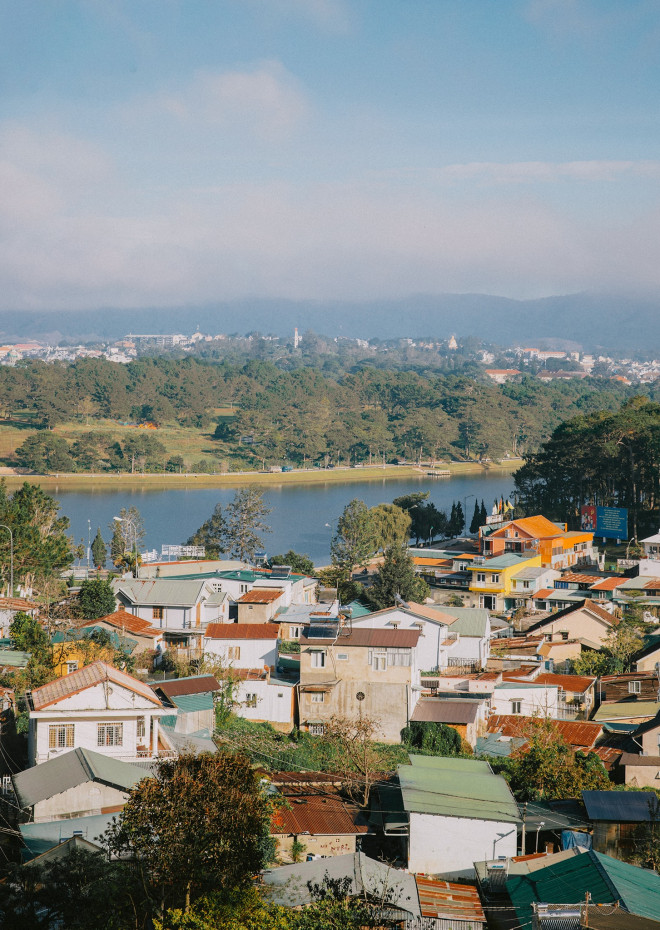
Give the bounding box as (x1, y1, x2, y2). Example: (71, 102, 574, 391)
(491, 684, 559, 718)
(408, 812, 517, 878)
(203, 636, 278, 669)
(234, 679, 295, 728)
(33, 782, 132, 823)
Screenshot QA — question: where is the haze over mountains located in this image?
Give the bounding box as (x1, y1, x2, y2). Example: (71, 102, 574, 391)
(5, 291, 658, 354)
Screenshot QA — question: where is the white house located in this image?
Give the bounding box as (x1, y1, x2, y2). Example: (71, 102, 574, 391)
(394, 755, 519, 879)
(203, 622, 279, 670)
(232, 671, 296, 733)
(113, 578, 229, 630)
(0, 597, 39, 637)
(27, 661, 170, 766)
(490, 682, 559, 718)
(351, 602, 491, 672)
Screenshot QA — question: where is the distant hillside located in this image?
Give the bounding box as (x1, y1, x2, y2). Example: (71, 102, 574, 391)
(2, 291, 658, 352)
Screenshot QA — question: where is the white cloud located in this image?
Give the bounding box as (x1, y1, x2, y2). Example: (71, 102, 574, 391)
(443, 160, 660, 184)
(146, 61, 310, 141)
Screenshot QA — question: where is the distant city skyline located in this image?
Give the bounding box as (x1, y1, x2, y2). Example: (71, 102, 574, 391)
(2, 0, 660, 310)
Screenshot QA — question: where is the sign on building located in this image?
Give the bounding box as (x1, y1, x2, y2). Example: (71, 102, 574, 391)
(581, 505, 628, 540)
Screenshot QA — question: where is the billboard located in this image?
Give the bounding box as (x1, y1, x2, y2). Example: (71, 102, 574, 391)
(581, 505, 628, 540)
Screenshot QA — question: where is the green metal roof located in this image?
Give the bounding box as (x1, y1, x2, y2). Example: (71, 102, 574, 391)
(397, 755, 520, 823)
(507, 850, 660, 923)
(0, 649, 30, 667)
(114, 578, 211, 607)
(12, 748, 147, 808)
(468, 553, 539, 570)
(439, 606, 490, 635)
(345, 600, 372, 618)
(170, 692, 213, 713)
(593, 701, 660, 721)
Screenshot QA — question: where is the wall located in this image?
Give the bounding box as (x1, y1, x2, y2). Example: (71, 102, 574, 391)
(490, 685, 559, 718)
(33, 782, 130, 823)
(204, 636, 277, 669)
(274, 832, 358, 863)
(408, 812, 517, 878)
(237, 602, 278, 623)
(299, 679, 413, 743)
(623, 762, 660, 788)
(234, 679, 295, 731)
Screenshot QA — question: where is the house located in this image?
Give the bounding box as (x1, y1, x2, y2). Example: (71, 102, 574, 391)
(509, 567, 561, 605)
(228, 669, 296, 732)
(583, 790, 659, 860)
(490, 681, 559, 718)
(298, 626, 421, 743)
(270, 785, 370, 862)
(113, 578, 229, 659)
(635, 635, 660, 673)
(506, 849, 660, 926)
(0, 596, 38, 637)
(236, 588, 286, 623)
(599, 670, 660, 704)
(410, 697, 488, 748)
(479, 515, 594, 571)
(395, 755, 520, 878)
(27, 661, 170, 766)
(484, 369, 521, 384)
(614, 711, 660, 787)
(203, 622, 279, 670)
(198, 567, 317, 608)
(525, 599, 618, 658)
(150, 675, 221, 738)
(351, 602, 491, 673)
(593, 699, 660, 727)
(502, 669, 597, 718)
(481, 715, 620, 769)
(12, 747, 147, 823)
(467, 552, 542, 611)
(50, 630, 134, 678)
(275, 602, 340, 642)
(84, 609, 163, 654)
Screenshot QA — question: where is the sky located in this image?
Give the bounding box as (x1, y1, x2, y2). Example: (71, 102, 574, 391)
(2, 0, 660, 311)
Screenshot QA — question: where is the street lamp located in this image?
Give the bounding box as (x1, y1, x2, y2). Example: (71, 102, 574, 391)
(0, 524, 13, 597)
(113, 516, 139, 579)
(535, 821, 545, 854)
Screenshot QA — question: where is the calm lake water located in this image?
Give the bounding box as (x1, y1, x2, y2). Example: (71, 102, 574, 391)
(53, 472, 516, 567)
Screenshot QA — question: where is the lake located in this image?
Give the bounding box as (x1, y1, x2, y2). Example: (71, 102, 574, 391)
(53, 471, 517, 567)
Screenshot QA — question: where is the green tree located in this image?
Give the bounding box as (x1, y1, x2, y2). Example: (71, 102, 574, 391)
(368, 503, 411, 552)
(268, 550, 315, 575)
(0, 482, 72, 589)
(469, 499, 481, 534)
(14, 433, 76, 473)
(78, 578, 116, 620)
(480, 499, 488, 525)
(90, 527, 107, 570)
(330, 499, 376, 579)
(365, 544, 430, 610)
(187, 503, 228, 558)
(109, 506, 145, 568)
(104, 752, 275, 916)
(224, 487, 272, 562)
(9, 611, 50, 665)
(401, 720, 463, 755)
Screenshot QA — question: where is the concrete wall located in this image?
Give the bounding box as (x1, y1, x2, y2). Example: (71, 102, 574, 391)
(491, 685, 559, 718)
(274, 832, 358, 863)
(33, 782, 131, 823)
(623, 761, 660, 788)
(299, 679, 414, 743)
(408, 812, 517, 878)
(234, 679, 295, 731)
(203, 637, 277, 669)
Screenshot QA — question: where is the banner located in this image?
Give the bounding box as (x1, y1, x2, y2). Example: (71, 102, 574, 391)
(581, 505, 628, 540)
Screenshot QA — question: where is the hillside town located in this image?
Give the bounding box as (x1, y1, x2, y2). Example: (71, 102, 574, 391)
(3, 496, 660, 926)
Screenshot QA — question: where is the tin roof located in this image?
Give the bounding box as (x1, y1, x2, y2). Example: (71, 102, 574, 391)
(301, 628, 420, 648)
(95, 610, 161, 638)
(31, 661, 162, 710)
(114, 578, 213, 607)
(589, 578, 624, 591)
(205, 622, 279, 640)
(415, 876, 484, 923)
(486, 715, 603, 749)
(397, 755, 520, 823)
(583, 790, 658, 822)
(237, 589, 284, 604)
(411, 698, 483, 725)
(533, 672, 596, 692)
(153, 675, 221, 697)
(272, 793, 369, 837)
(12, 748, 147, 808)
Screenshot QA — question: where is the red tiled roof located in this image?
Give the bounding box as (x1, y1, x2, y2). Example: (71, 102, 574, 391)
(97, 610, 161, 638)
(486, 714, 603, 748)
(560, 573, 603, 584)
(532, 589, 555, 599)
(205, 622, 279, 640)
(271, 794, 369, 837)
(301, 628, 420, 648)
(31, 661, 162, 710)
(238, 589, 284, 604)
(589, 578, 624, 591)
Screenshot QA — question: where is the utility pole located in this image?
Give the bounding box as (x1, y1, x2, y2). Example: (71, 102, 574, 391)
(0, 525, 13, 597)
(520, 802, 527, 855)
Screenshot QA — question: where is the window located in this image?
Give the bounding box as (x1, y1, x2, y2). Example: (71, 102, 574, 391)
(245, 693, 258, 708)
(491, 574, 501, 584)
(228, 646, 241, 661)
(311, 692, 325, 703)
(49, 724, 74, 750)
(289, 626, 301, 639)
(153, 607, 163, 620)
(476, 572, 486, 583)
(372, 653, 387, 671)
(240, 584, 248, 594)
(309, 724, 325, 736)
(97, 723, 123, 747)
(629, 681, 642, 694)
(311, 650, 326, 668)
(337, 652, 349, 661)
(137, 717, 146, 739)
(66, 661, 78, 675)
(511, 701, 522, 715)
(560, 631, 569, 641)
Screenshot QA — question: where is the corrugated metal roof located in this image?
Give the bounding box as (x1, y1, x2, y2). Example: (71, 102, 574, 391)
(301, 628, 420, 648)
(533, 672, 596, 692)
(415, 876, 485, 923)
(411, 698, 482, 725)
(594, 701, 660, 722)
(272, 794, 369, 836)
(154, 675, 221, 697)
(96, 610, 161, 638)
(114, 578, 211, 607)
(486, 715, 603, 748)
(169, 692, 213, 713)
(0, 650, 30, 667)
(398, 755, 520, 823)
(583, 790, 658, 822)
(439, 606, 490, 636)
(31, 661, 162, 710)
(205, 622, 278, 640)
(12, 748, 146, 808)
(238, 589, 284, 604)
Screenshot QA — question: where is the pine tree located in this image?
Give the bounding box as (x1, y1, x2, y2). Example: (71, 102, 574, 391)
(469, 500, 481, 534)
(91, 527, 107, 570)
(365, 544, 430, 609)
(480, 499, 488, 525)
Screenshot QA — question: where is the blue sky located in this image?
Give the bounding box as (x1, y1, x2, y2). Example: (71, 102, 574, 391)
(2, 0, 660, 311)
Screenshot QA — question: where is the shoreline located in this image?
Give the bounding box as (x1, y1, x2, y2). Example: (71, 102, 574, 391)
(0, 461, 522, 492)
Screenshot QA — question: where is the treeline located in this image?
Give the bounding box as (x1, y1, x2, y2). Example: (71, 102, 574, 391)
(1, 357, 646, 470)
(514, 397, 660, 537)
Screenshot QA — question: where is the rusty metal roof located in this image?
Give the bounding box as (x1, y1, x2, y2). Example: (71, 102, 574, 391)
(238, 589, 284, 604)
(153, 675, 221, 697)
(271, 794, 370, 837)
(96, 610, 161, 638)
(301, 628, 420, 648)
(487, 714, 603, 748)
(205, 622, 279, 639)
(414, 876, 485, 923)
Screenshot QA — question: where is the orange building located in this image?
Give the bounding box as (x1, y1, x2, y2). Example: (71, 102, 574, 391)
(480, 514, 594, 570)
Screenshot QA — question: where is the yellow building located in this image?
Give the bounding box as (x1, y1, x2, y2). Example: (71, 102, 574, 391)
(467, 552, 541, 611)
